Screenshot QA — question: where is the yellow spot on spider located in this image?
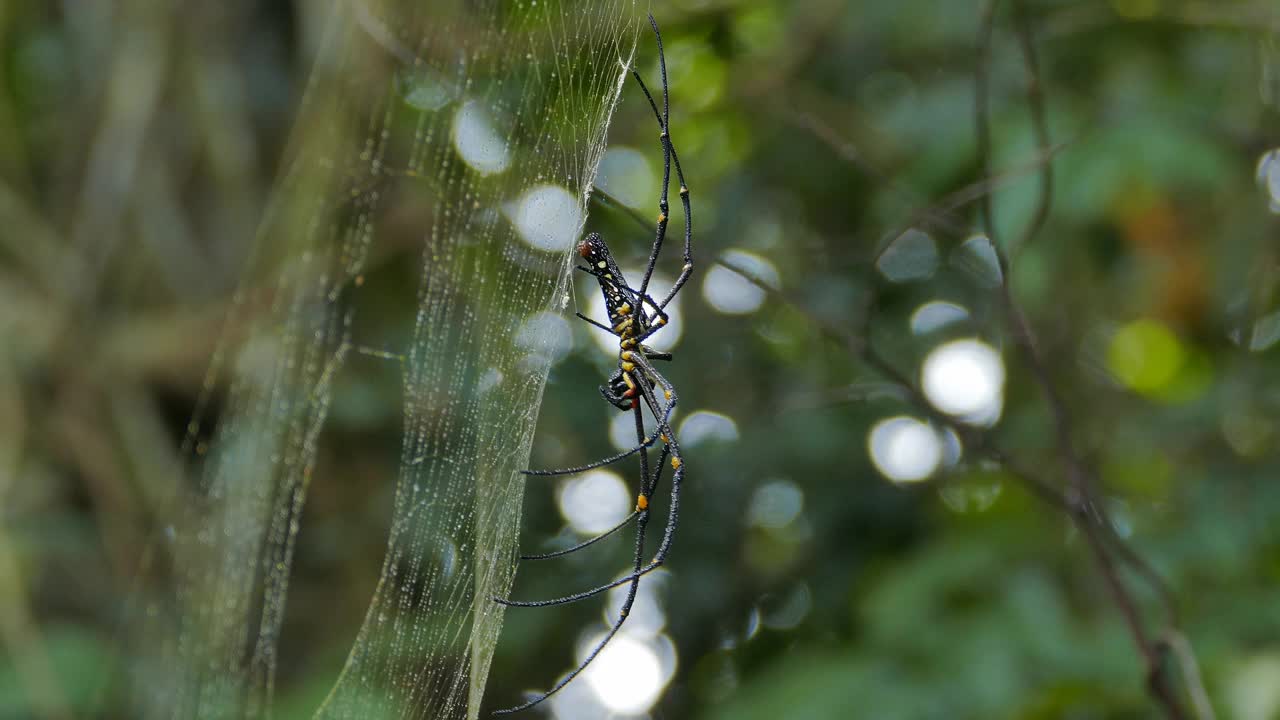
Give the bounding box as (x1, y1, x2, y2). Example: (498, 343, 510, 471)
(671, 457, 682, 470)
(637, 494, 648, 510)
(623, 373, 636, 389)
(597, 261, 607, 269)
(664, 389, 672, 400)
(604, 273, 612, 280)
(660, 433, 669, 443)
(679, 185, 689, 196)
(654, 317, 666, 326)
(619, 303, 631, 314)
(620, 350, 634, 361)
(658, 213, 667, 223)
(621, 362, 636, 373)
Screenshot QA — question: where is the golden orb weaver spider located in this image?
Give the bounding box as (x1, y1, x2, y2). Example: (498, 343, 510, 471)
(492, 14, 692, 716)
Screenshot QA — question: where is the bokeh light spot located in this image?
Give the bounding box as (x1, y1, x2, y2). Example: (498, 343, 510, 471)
(910, 301, 970, 335)
(557, 470, 629, 535)
(452, 100, 509, 174)
(747, 480, 804, 529)
(951, 234, 1004, 288)
(921, 339, 1005, 425)
(605, 570, 668, 638)
(703, 250, 779, 315)
(508, 184, 581, 252)
(1107, 319, 1184, 394)
(679, 410, 739, 447)
(1249, 309, 1280, 352)
(868, 416, 943, 483)
(877, 228, 938, 282)
(399, 67, 454, 111)
(596, 147, 653, 209)
(608, 402, 664, 451)
(581, 632, 666, 715)
(1256, 148, 1280, 212)
(514, 311, 572, 364)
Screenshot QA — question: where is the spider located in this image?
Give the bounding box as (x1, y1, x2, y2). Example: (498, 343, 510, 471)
(492, 14, 693, 716)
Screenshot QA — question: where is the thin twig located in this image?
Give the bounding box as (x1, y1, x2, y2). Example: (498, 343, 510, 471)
(1165, 629, 1217, 720)
(976, 3, 1191, 716)
(714, 253, 1072, 512)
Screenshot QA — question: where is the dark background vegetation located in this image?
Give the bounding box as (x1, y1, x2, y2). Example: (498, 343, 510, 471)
(3, 0, 1279, 718)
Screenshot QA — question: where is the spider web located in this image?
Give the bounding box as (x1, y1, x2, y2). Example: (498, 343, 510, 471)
(127, 1, 639, 718)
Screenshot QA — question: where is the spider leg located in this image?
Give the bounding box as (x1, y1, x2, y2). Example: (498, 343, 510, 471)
(493, 411, 657, 715)
(573, 311, 614, 334)
(629, 353, 681, 427)
(631, 19, 693, 312)
(520, 442, 670, 563)
(492, 483, 675, 605)
(523, 364, 677, 477)
(629, 16, 674, 303)
(520, 510, 639, 561)
(643, 347, 672, 362)
(519, 426, 663, 477)
(498, 372, 682, 610)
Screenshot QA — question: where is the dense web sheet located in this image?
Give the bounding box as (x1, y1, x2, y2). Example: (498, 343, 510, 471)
(129, 1, 639, 718)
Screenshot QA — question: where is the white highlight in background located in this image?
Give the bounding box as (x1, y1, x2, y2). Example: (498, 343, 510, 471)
(910, 301, 970, 335)
(921, 339, 1005, 425)
(515, 311, 572, 363)
(608, 403, 669, 452)
(581, 633, 670, 715)
(747, 480, 804, 529)
(702, 250, 779, 315)
(557, 470, 630, 535)
(604, 570, 669, 638)
(868, 416, 942, 483)
(452, 100, 509, 174)
(678, 410, 739, 446)
(596, 147, 654, 209)
(1257, 148, 1280, 213)
(509, 185, 582, 252)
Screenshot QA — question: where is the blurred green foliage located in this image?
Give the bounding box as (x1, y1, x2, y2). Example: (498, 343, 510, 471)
(2, 0, 1280, 718)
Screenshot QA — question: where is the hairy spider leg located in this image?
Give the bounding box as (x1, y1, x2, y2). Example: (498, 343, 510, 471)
(631, 63, 692, 312)
(518, 442, 671, 563)
(519, 511, 639, 561)
(629, 16, 693, 312)
(496, 354, 683, 610)
(633, 14, 672, 303)
(518, 412, 670, 477)
(494, 365, 675, 715)
(493, 444, 657, 716)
